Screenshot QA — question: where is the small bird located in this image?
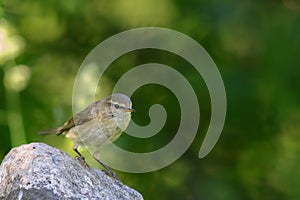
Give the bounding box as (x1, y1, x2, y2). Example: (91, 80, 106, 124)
(39, 93, 134, 179)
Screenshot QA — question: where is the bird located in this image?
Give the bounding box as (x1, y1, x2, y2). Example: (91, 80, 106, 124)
(39, 93, 134, 179)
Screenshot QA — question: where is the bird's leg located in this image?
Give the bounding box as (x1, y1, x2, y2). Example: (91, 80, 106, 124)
(73, 147, 89, 169)
(93, 151, 119, 181)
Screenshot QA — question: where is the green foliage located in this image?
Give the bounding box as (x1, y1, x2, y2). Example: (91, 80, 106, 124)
(1, 0, 300, 199)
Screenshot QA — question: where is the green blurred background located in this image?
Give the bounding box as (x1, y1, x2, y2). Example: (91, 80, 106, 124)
(1, 0, 300, 199)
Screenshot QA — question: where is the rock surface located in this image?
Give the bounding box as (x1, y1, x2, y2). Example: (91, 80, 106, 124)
(0, 143, 143, 200)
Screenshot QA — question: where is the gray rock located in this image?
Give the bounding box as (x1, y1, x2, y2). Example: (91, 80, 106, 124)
(0, 143, 143, 200)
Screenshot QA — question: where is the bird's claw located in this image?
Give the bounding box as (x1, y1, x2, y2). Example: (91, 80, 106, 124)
(75, 156, 90, 169)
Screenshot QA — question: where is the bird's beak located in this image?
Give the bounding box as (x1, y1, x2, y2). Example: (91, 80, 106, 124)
(125, 107, 135, 112)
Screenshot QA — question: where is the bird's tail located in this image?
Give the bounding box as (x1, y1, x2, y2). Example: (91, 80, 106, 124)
(38, 127, 64, 135)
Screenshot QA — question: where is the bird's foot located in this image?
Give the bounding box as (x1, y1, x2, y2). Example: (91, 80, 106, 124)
(75, 155, 90, 169)
(101, 169, 118, 179)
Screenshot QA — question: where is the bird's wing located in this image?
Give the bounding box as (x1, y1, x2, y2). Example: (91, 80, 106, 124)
(38, 117, 75, 135)
(39, 100, 105, 135)
(72, 100, 103, 126)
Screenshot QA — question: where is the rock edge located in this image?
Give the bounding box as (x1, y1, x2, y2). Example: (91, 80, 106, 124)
(0, 142, 143, 200)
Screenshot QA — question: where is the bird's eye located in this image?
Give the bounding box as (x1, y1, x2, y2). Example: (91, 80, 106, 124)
(114, 104, 120, 109)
